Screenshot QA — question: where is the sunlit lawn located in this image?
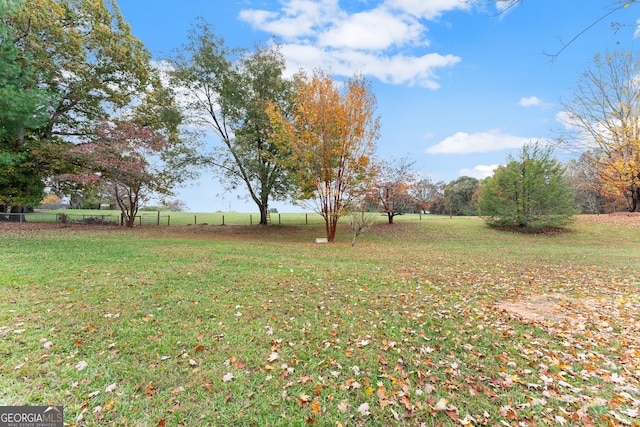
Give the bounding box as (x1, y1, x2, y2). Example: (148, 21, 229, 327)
(1, 215, 639, 426)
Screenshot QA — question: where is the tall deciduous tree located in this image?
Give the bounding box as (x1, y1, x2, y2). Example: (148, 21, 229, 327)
(478, 144, 576, 229)
(170, 21, 293, 225)
(561, 50, 640, 211)
(411, 178, 446, 214)
(7, 0, 155, 139)
(268, 70, 380, 242)
(369, 157, 419, 224)
(2, 0, 158, 213)
(444, 176, 479, 216)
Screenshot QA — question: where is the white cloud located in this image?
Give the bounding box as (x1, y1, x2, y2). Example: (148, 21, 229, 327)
(239, 0, 462, 88)
(279, 44, 460, 89)
(424, 129, 533, 154)
(318, 8, 425, 50)
(459, 164, 501, 179)
(519, 96, 542, 107)
(386, 0, 470, 19)
(555, 110, 577, 129)
(239, 0, 342, 39)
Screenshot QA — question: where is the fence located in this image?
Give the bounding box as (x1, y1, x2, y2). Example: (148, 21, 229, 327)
(0, 212, 168, 226)
(0, 211, 333, 227)
(0, 211, 434, 227)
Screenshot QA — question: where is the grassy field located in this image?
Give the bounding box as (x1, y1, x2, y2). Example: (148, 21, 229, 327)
(1, 215, 639, 426)
(22, 209, 337, 226)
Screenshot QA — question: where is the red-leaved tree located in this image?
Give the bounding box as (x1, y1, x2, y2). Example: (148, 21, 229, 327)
(62, 120, 172, 226)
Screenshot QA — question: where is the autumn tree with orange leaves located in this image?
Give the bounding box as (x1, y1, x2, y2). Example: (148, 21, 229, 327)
(560, 51, 640, 212)
(268, 70, 380, 242)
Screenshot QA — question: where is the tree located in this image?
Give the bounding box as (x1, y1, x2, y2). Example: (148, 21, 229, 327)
(2, 0, 158, 214)
(0, 0, 56, 218)
(64, 121, 174, 227)
(268, 70, 380, 242)
(170, 21, 294, 225)
(348, 212, 377, 246)
(444, 176, 479, 216)
(7, 0, 155, 139)
(368, 157, 419, 224)
(478, 144, 577, 229)
(411, 178, 446, 214)
(560, 50, 640, 212)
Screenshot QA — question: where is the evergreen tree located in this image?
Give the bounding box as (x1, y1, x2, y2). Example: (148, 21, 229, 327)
(478, 144, 577, 229)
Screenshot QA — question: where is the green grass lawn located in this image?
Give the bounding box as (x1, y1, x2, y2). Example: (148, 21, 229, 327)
(1, 215, 639, 426)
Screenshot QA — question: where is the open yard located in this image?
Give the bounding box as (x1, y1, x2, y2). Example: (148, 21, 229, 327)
(1, 214, 639, 426)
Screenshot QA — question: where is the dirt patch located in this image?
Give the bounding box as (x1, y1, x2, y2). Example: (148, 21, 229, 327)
(496, 293, 598, 323)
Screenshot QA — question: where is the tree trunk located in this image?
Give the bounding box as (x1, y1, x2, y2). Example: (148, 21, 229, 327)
(387, 212, 394, 224)
(125, 214, 136, 227)
(627, 185, 639, 212)
(258, 203, 269, 225)
(633, 190, 640, 212)
(328, 216, 338, 242)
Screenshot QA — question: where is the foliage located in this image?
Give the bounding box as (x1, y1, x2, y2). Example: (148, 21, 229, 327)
(1, 0, 162, 215)
(62, 121, 174, 227)
(6, 0, 155, 139)
(170, 21, 294, 225)
(561, 50, 640, 211)
(444, 176, 479, 216)
(368, 157, 419, 224)
(0, 0, 56, 213)
(1, 216, 639, 425)
(565, 154, 626, 214)
(140, 199, 187, 212)
(478, 144, 577, 229)
(268, 70, 380, 241)
(411, 178, 446, 214)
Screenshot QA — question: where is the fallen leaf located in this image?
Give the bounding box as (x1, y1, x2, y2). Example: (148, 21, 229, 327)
(311, 396, 321, 415)
(357, 403, 370, 416)
(434, 398, 448, 411)
(222, 372, 234, 382)
(145, 383, 156, 396)
(298, 393, 312, 405)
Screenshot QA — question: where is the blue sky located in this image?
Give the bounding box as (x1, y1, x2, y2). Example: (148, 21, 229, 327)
(117, 0, 640, 212)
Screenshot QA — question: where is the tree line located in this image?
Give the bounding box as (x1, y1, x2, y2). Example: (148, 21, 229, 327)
(2, 0, 639, 239)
